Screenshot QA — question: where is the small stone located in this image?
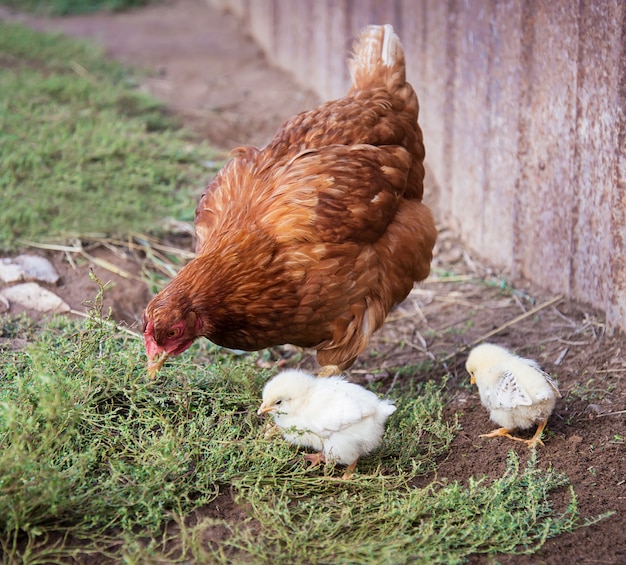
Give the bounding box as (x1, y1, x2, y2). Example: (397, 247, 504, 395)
(0, 255, 60, 284)
(0, 282, 70, 313)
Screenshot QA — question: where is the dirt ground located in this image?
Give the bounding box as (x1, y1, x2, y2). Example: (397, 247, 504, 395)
(1, 1, 625, 563)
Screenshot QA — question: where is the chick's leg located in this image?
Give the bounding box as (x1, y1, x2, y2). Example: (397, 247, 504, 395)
(524, 419, 548, 449)
(341, 461, 358, 480)
(304, 452, 326, 468)
(318, 365, 342, 378)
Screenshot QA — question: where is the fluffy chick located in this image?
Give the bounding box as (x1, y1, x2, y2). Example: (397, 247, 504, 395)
(257, 369, 396, 478)
(465, 343, 561, 448)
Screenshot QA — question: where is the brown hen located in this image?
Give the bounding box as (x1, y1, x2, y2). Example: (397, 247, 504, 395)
(143, 24, 437, 378)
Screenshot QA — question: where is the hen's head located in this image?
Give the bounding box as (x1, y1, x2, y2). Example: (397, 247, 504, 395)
(142, 301, 204, 378)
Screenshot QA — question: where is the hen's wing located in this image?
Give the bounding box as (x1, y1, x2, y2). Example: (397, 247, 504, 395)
(262, 143, 413, 246)
(489, 368, 533, 409)
(194, 146, 260, 253)
(194, 141, 411, 253)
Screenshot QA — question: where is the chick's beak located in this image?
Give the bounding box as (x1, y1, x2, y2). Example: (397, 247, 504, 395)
(257, 403, 273, 416)
(470, 375, 476, 385)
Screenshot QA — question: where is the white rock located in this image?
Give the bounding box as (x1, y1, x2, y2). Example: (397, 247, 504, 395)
(0, 255, 60, 284)
(0, 283, 70, 313)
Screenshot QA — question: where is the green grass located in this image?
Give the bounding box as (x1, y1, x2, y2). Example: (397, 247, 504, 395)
(0, 0, 158, 16)
(0, 286, 609, 563)
(0, 22, 219, 251)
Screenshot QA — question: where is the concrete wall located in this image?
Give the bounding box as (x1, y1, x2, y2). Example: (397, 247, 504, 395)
(208, 0, 626, 332)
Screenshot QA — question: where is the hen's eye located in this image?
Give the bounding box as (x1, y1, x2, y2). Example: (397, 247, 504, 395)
(167, 328, 180, 339)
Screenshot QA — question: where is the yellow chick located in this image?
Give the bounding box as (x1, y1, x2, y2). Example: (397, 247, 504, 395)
(465, 343, 561, 448)
(258, 369, 396, 479)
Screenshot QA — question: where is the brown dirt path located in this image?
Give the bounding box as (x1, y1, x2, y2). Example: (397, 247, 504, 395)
(1, 0, 320, 149)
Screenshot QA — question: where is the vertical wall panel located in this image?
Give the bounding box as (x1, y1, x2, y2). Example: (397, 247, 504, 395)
(348, 0, 376, 40)
(417, 0, 452, 213)
(570, 0, 622, 306)
(482, 0, 523, 267)
(246, 0, 275, 54)
(310, 1, 331, 100)
(326, 0, 352, 100)
(515, 0, 579, 292)
(207, 0, 626, 331)
(294, 2, 315, 89)
(608, 6, 626, 331)
(400, 0, 426, 85)
(270, 0, 288, 71)
(448, 0, 493, 251)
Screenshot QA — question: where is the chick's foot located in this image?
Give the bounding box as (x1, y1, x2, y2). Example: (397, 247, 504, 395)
(480, 425, 546, 449)
(479, 427, 515, 440)
(304, 452, 326, 468)
(523, 420, 548, 449)
(341, 461, 358, 480)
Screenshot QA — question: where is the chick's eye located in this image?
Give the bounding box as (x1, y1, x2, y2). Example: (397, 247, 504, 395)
(275, 400, 282, 405)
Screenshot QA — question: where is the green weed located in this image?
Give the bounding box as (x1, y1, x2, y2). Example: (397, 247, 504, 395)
(0, 295, 609, 563)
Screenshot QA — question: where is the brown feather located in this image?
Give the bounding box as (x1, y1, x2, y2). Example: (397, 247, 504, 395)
(143, 24, 437, 371)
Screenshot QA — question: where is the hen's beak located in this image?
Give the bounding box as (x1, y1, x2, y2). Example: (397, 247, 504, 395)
(257, 403, 273, 416)
(148, 351, 169, 379)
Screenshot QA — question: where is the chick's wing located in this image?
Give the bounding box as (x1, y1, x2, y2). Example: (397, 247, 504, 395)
(519, 359, 561, 399)
(490, 368, 533, 408)
(301, 380, 380, 438)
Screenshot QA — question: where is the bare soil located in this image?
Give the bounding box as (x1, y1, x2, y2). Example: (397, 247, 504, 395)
(2, 1, 625, 563)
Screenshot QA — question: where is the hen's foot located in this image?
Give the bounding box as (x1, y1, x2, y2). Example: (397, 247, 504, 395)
(318, 365, 342, 378)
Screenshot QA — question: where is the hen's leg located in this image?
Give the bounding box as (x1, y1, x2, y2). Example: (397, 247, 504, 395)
(318, 365, 342, 378)
(304, 452, 326, 468)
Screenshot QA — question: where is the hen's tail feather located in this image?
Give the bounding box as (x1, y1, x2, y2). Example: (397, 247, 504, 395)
(348, 24, 406, 92)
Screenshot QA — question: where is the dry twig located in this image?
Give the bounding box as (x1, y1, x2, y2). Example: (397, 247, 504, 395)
(438, 295, 564, 364)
